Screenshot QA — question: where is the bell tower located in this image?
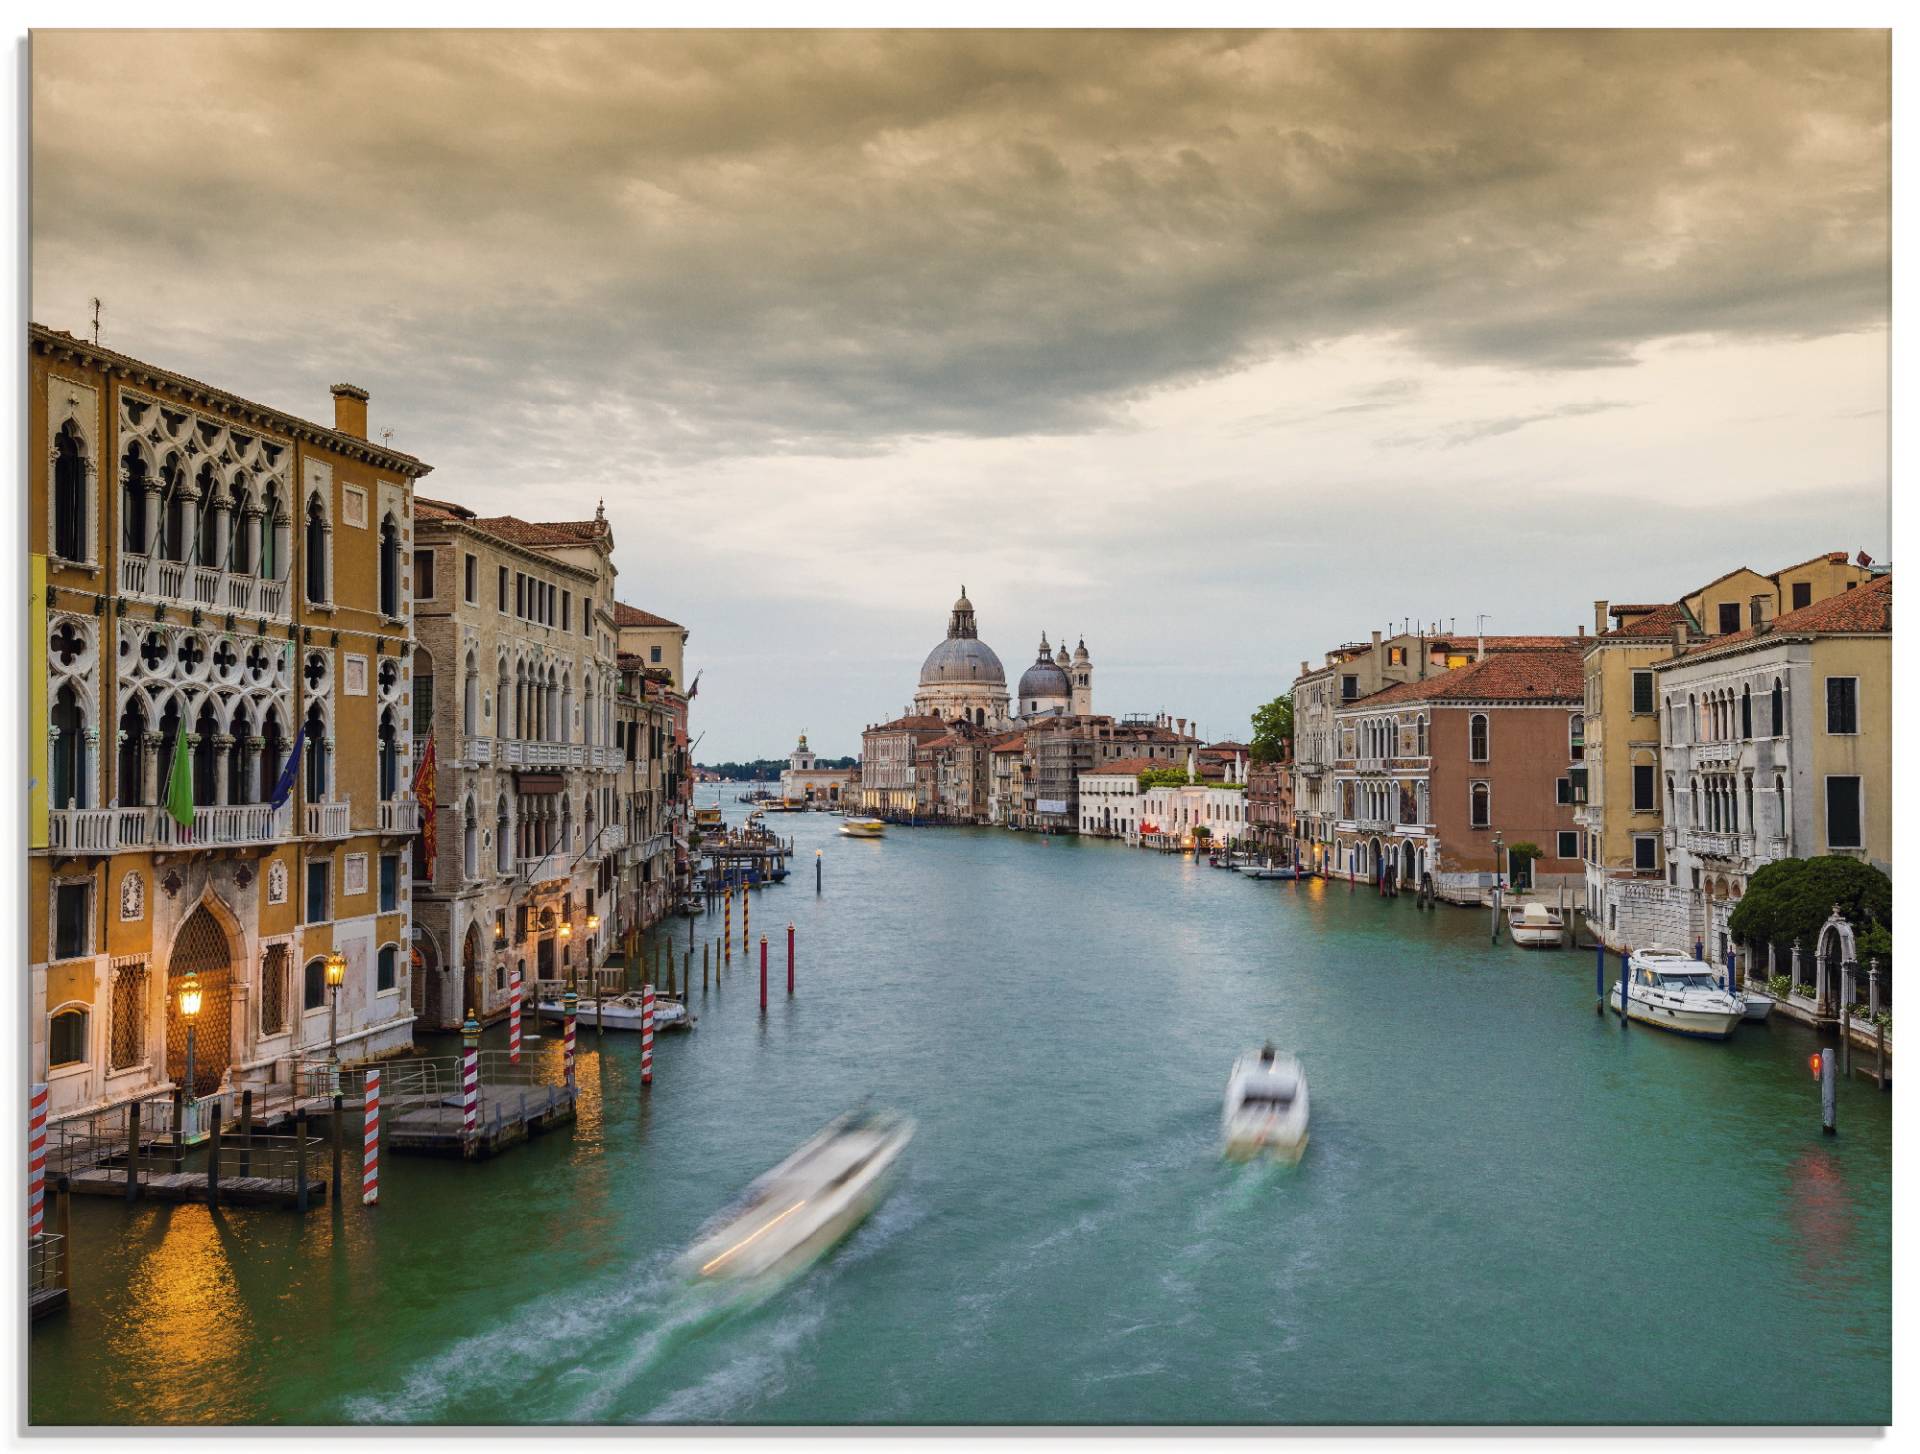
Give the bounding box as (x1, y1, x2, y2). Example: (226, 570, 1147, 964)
(1071, 637, 1093, 715)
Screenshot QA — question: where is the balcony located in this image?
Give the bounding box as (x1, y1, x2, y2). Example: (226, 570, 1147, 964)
(305, 800, 352, 838)
(378, 796, 420, 834)
(597, 824, 626, 853)
(117, 554, 290, 623)
(1681, 829, 1751, 860)
(517, 849, 568, 886)
(1694, 741, 1739, 766)
(47, 802, 291, 853)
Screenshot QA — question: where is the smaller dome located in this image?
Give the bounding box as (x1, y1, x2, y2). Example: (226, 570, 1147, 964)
(1073, 638, 1089, 663)
(1018, 635, 1072, 702)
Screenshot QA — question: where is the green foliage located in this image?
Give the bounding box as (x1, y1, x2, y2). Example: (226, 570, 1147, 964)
(1765, 974, 1793, 1001)
(1728, 856, 1893, 957)
(1138, 767, 1194, 789)
(1192, 825, 1213, 842)
(1250, 693, 1295, 763)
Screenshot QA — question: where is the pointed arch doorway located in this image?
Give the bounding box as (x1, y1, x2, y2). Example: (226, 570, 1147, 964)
(167, 903, 233, 1096)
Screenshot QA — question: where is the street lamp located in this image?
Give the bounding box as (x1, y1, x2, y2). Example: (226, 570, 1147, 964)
(558, 919, 573, 988)
(178, 971, 203, 1103)
(1493, 831, 1505, 891)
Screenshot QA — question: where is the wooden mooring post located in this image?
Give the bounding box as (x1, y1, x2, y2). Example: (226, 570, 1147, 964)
(125, 1099, 142, 1203)
(206, 1110, 222, 1209)
(239, 1089, 254, 1178)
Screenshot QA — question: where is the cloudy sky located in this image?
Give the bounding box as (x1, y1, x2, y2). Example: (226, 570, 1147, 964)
(33, 29, 1889, 761)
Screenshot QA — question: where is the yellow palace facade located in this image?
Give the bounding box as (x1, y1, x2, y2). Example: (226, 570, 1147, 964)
(28, 324, 432, 1121)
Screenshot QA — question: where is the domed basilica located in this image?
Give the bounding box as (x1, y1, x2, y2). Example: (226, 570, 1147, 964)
(910, 588, 1091, 729)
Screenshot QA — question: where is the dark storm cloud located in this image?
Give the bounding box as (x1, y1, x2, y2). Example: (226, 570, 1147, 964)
(33, 29, 1888, 468)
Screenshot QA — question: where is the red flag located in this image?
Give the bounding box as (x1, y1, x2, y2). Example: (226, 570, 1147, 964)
(413, 735, 437, 876)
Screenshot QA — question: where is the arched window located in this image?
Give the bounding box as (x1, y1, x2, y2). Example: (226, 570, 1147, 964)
(583, 677, 595, 746)
(378, 514, 400, 618)
(1468, 713, 1489, 762)
(303, 702, 328, 801)
(378, 707, 400, 800)
(1469, 781, 1490, 827)
(260, 483, 282, 581)
(229, 703, 254, 806)
(118, 695, 149, 806)
(50, 683, 88, 810)
(121, 444, 150, 557)
(303, 957, 327, 1011)
(1743, 776, 1754, 833)
(1417, 714, 1429, 756)
(464, 654, 479, 736)
(228, 477, 254, 576)
(376, 944, 398, 994)
(161, 454, 187, 562)
(53, 422, 87, 562)
(1688, 694, 1697, 743)
(1690, 777, 1699, 826)
(195, 464, 222, 567)
(259, 706, 285, 805)
(191, 699, 221, 804)
(48, 1005, 89, 1068)
(1770, 678, 1784, 737)
(463, 798, 479, 880)
(1740, 685, 1752, 740)
(1775, 774, 1787, 836)
(495, 797, 511, 871)
(305, 495, 329, 604)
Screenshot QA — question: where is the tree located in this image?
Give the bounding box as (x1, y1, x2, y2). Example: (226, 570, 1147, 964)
(1505, 841, 1543, 890)
(1728, 856, 1893, 960)
(1250, 693, 1294, 763)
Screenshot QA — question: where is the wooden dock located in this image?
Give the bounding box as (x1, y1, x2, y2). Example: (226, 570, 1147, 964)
(387, 1084, 577, 1159)
(66, 1163, 329, 1208)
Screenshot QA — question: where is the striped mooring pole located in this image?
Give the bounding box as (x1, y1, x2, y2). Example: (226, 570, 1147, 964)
(743, 892, 751, 954)
(28, 1081, 49, 1238)
(563, 987, 578, 1091)
(508, 973, 523, 1064)
(362, 1069, 381, 1206)
(461, 1010, 481, 1141)
(724, 890, 733, 964)
(641, 984, 655, 1087)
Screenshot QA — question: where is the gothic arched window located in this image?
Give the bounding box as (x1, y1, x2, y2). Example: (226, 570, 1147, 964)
(305, 495, 328, 604)
(53, 422, 87, 562)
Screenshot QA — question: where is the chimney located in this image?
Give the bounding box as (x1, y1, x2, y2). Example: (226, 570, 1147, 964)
(1749, 593, 1770, 631)
(1476, 629, 1486, 663)
(1577, 623, 1586, 638)
(330, 383, 370, 440)
(1671, 621, 1689, 652)
(1371, 629, 1382, 652)
(1299, 659, 1308, 679)
(1593, 599, 1609, 634)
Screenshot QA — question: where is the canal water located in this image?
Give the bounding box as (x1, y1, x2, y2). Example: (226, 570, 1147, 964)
(31, 789, 1892, 1426)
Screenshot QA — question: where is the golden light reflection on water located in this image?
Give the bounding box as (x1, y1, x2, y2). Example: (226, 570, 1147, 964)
(110, 1209, 258, 1422)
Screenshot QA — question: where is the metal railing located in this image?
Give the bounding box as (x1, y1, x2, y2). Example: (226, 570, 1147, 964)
(212, 1131, 325, 1186)
(29, 1233, 65, 1300)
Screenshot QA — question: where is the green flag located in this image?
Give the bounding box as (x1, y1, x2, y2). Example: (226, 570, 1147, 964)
(163, 725, 195, 835)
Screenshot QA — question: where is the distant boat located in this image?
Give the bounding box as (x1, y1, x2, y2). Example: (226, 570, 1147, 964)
(1240, 865, 1299, 880)
(840, 817, 886, 838)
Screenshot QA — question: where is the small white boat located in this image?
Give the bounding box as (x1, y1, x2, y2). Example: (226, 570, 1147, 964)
(1736, 988, 1776, 1023)
(1222, 1045, 1310, 1162)
(1612, 949, 1745, 1039)
(1240, 865, 1299, 880)
(535, 992, 691, 1032)
(676, 1109, 915, 1284)
(1507, 901, 1566, 948)
(840, 817, 886, 838)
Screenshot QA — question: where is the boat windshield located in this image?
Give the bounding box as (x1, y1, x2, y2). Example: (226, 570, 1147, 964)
(1238, 1088, 1294, 1110)
(1661, 972, 1722, 991)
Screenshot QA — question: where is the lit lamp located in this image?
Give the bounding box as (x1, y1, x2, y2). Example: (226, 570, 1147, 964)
(323, 947, 346, 1052)
(585, 913, 601, 985)
(558, 919, 573, 988)
(178, 971, 203, 1103)
(461, 1009, 481, 1053)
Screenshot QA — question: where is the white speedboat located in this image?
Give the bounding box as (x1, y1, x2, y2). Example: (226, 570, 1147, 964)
(1222, 1045, 1310, 1162)
(840, 817, 886, 838)
(1612, 949, 1745, 1039)
(676, 1109, 915, 1284)
(1507, 902, 1566, 948)
(535, 991, 691, 1032)
(1736, 987, 1776, 1023)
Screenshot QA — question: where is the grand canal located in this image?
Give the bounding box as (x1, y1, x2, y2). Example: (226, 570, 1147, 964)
(31, 790, 1892, 1426)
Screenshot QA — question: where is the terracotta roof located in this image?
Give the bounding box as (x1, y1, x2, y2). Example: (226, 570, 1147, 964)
(614, 603, 684, 630)
(1597, 600, 1695, 641)
(1769, 549, 1856, 577)
(466, 515, 610, 547)
(867, 714, 949, 734)
(1201, 741, 1250, 754)
(1671, 576, 1892, 661)
(990, 732, 1027, 753)
(1083, 756, 1172, 777)
(1350, 650, 1584, 708)
(413, 495, 473, 522)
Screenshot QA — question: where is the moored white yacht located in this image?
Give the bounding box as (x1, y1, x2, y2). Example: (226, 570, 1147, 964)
(1507, 901, 1566, 948)
(1613, 949, 1745, 1039)
(535, 991, 690, 1032)
(1222, 1045, 1310, 1162)
(676, 1109, 915, 1284)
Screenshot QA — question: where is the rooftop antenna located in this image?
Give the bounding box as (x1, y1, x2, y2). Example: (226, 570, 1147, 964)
(380, 428, 394, 449)
(89, 297, 102, 346)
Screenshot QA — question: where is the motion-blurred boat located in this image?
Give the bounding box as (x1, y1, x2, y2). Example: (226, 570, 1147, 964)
(676, 1109, 915, 1283)
(1222, 1045, 1309, 1162)
(840, 817, 886, 838)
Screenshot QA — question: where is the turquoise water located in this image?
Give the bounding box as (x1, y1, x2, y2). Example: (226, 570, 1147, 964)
(30, 789, 1892, 1425)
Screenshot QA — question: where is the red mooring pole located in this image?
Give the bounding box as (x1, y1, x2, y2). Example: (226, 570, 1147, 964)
(640, 984, 654, 1087)
(787, 922, 795, 995)
(760, 934, 768, 1010)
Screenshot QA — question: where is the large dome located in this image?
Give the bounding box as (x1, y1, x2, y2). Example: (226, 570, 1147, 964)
(921, 636, 1006, 686)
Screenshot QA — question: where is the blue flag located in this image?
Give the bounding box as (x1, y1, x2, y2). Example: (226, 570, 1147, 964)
(269, 729, 305, 811)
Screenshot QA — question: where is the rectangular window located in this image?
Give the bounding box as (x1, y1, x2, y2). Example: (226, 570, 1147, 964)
(1556, 777, 1573, 805)
(497, 565, 509, 611)
(1557, 830, 1579, 860)
(1633, 835, 1658, 871)
(464, 552, 477, 604)
(1570, 766, 1588, 804)
(110, 959, 149, 1070)
(515, 572, 526, 618)
(494, 909, 507, 947)
(1341, 674, 1358, 702)
(53, 881, 90, 961)
(376, 944, 398, 993)
(305, 860, 330, 924)
(259, 945, 289, 1036)
(562, 590, 571, 633)
(1631, 670, 1654, 715)
(651, 645, 662, 664)
(1632, 764, 1656, 812)
(1386, 646, 1406, 666)
(1469, 781, 1490, 828)
(413, 671, 434, 736)
(1717, 602, 1741, 634)
(1792, 581, 1812, 610)
(1825, 776, 1863, 850)
(1826, 677, 1858, 735)
(379, 854, 400, 913)
(412, 548, 434, 601)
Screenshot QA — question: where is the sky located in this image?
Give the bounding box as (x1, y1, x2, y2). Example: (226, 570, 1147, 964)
(32, 29, 1890, 762)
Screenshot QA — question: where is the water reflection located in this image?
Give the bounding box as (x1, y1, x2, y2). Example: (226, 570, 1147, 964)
(112, 1209, 258, 1423)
